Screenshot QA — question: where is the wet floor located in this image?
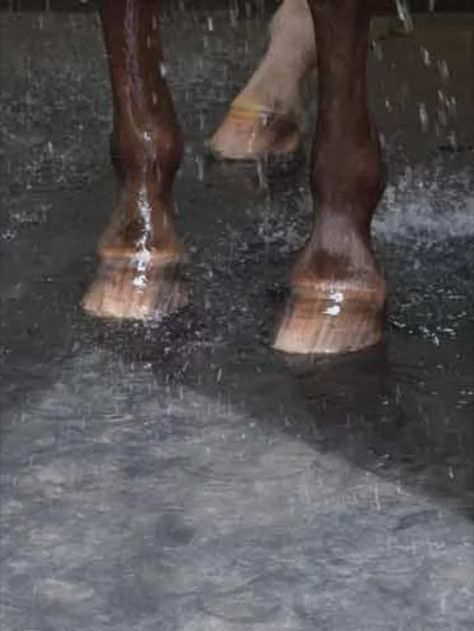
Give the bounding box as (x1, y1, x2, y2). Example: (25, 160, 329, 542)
(1, 10, 473, 631)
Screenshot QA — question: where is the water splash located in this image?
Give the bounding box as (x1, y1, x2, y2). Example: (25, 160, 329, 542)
(132, 185, 153, 289)
(416, 46, 458, 147)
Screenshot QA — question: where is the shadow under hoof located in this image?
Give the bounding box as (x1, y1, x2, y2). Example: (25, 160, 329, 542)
(82, 258, 188, 321)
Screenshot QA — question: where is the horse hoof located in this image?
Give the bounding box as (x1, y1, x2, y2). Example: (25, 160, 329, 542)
(207, 104, 301, 161)
(272, 284, 386, 354)
(82, 254, 188, 321)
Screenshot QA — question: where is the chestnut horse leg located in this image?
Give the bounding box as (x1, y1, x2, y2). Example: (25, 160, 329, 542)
(83, 0, 187, 320)
(273, 0, 387, 354)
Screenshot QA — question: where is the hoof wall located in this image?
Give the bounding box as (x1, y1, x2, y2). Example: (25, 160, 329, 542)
(82, 257, 188, 321)
(207, 105, 301, 161)
(272, 289, 385, 355)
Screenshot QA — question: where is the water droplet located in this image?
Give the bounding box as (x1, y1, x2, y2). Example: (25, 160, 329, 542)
(324, 305, 341, 317)
(437, 59, 450, 81)
(418, 102, 429, 132)
(395, 0, 413, 34)
(420, 46, 431, 67)
(372, 41, 383, 61)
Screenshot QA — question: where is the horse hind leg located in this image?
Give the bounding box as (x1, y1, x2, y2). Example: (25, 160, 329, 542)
(208, 0, 316, 161)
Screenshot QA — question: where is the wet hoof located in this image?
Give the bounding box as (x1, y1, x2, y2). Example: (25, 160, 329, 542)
(207, 104, 301, 161)
(82, 253, 188, 321)
(272, 284, 386, 355)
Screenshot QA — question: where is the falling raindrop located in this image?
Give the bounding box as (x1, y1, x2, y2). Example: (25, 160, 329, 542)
(256, 160, 265, 188)
(447, 132, 458, 149)
(198, 111, 205, 130)
(195, 156, 204, 181)
(418, 102, 429, 132)
(420, 46, 431, 67)
(394, 0, 413, 34)
(372, 41, 384, 61)
(437, 107, 447, 128)
(437, 59, 450, 82)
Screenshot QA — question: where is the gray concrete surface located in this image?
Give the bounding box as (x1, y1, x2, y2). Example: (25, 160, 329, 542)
(0, 12, 473, 631)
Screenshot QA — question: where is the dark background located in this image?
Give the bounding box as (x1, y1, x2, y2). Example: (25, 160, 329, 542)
(1, 0, 473, 13)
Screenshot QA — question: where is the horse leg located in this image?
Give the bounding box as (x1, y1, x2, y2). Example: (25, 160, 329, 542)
(208, 0, 316, 160)
(83, 0, 187, 320)
(273, 0, 387, 354)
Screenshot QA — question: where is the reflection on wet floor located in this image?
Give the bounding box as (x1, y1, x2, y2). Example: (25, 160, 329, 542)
(0, 10, 473, 631)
